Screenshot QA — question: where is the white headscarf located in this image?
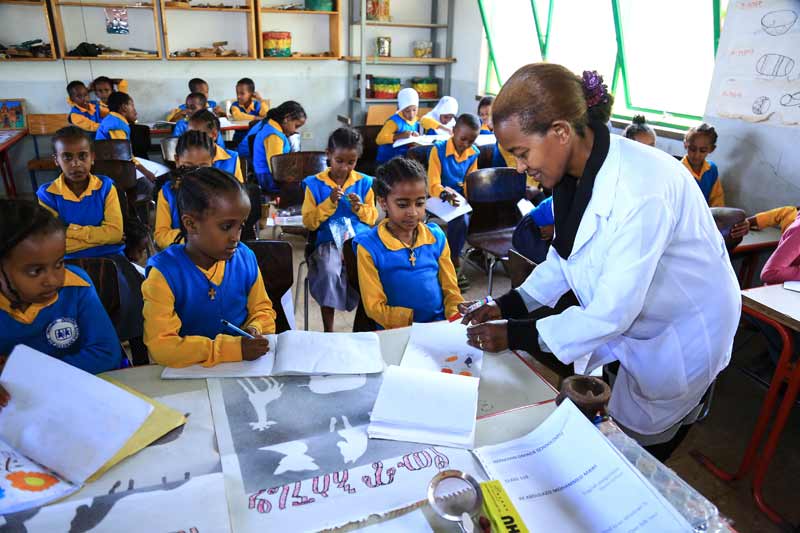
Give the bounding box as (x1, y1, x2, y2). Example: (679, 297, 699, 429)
(397, 88, 420, 112)
(424, 96, 458, 128)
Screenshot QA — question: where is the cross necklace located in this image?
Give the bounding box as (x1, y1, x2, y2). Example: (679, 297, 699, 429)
(386, 224, 418, 266)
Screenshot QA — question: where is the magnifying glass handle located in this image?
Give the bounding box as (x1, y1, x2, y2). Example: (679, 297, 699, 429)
(459, 512, 475, 533)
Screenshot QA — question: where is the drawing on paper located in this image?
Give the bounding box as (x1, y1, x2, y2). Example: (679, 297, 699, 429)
(219, 375, 426, 493)
(238, 377, 284, 431)
(752, 96, 772, 114)
(755, 53, 795, 77)
(761, 10, 797, 36)
(780, 91, 800, 107)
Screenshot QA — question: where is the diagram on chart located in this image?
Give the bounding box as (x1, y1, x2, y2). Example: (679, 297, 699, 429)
(752, 96, 772, 114)
(755, 53, 795, 77)
(780, 91, 800, 106)
(304, 374, 367, 394)
(259, 442, 319, 475)
(330, 416, 368, 464)
(761, 9, 797, 36)
(238, 377, 283, 431)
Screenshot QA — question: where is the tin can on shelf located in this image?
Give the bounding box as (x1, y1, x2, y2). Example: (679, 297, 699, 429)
(354, 74, 374, 98)
(376, 36, 391, 57)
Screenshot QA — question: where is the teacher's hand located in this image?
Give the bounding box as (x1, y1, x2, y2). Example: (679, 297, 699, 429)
(459, 300, 502, 325)
(466, 320, 509, 353)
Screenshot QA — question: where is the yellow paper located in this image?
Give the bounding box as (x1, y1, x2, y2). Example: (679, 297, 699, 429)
(87, 377, 186, 482)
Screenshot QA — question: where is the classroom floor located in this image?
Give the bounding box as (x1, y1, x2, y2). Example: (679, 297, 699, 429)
(275, 231, 800, 533)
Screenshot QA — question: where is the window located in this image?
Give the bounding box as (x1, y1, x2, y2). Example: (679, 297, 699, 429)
(478, 0, 728, 130)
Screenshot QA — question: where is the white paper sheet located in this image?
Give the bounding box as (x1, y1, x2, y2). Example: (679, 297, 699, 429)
(392, 134, 449, 148)
(473, 400, 692, 533)
(0, 345, 153, 485)
(517, 198, 535, 216)
(162, 331, 384, 379)
(135, 157, 170, 180)
(474, 134, 497, 147)
(369, 366, 479, 449)
(401, 321, 483, 378)
(783, 281, 800, 292)
(358, 509, 434, 532)
(425, 193, 472, 223)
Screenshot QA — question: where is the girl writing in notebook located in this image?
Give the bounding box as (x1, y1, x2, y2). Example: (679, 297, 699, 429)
(142, 167, 276, 367)
(0, 199, 122, 377)
(302, 127, 378, 332)
(354, 157, 463, 329)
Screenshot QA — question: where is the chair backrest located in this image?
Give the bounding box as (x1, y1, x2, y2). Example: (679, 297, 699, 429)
(92, 159, 138, 220)
(711, 207, 747, 252)
(160, 137, 178, 163)
(364, 105, 432, 126)
(27, 114, 69, 135)
(130, 124, 151, 159)
(407, 145, 433, 167)
(271, 151, 328, 209)
(465, 168, 526, 235)
(355, 125, 381, 176)
(94, 139, 133, 161)
(342, 237, 378, 332)
(66, 257, 121, 326)
(507, 249, 537, 289)
(477, 143, 496, 169)
(245, 240, 294, 333)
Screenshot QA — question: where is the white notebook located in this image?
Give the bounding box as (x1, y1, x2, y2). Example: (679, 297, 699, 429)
(368, 365, 479, 449)
(425, 192, 472, 223)
(400, 321, 483, 378)
(161, 330, 384, 379)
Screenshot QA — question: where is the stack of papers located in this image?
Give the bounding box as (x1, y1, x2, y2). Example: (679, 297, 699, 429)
(400, 321, 483, 377)
(162, 330, 384, 379)
(425, 191, 472, 223)
(368, 366, 479, 449)
(0, 345, 185, 514)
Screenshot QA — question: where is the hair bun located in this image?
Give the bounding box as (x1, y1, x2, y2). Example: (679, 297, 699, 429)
(632, 114, 647, 125)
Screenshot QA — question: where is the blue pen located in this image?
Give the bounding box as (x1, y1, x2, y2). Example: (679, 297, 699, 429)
(220, 319, 255, 339)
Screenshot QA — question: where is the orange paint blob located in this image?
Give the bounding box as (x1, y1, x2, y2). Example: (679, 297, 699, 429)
(441, 368, 454, 374)
(459, 371, 473, 377)
(444, 356, 458, 363)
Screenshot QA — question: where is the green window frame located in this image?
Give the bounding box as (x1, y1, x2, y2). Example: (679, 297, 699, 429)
(478, 0, 726, 130)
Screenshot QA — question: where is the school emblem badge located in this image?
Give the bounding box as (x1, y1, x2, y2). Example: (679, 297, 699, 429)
(46, 317, 79, 349)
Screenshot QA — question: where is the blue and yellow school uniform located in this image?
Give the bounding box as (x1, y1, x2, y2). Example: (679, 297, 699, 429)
(68, 97, 102, 132)
(354, 221, 463, 329)
(172, 119, 226, 146)
(530, 196, 554, 227)
(98, 79, 128, 117)
(302, 169, 378, 245)
(154, 181, 181, 250)
(237, 120, 266, 159)
(37, 174, 125, 259)
(681, 157, 725, 207)
(375, 113, 424, 163)
(95, 111, 130, 141)
(0, 265, 122, 374)
(166, 99, 219, 122)
(230, 99, 268, 122)
(479, 122, 492, 135)
(420, 116, 449, 135)
(213, 144, 244, 183)
(253, 118, 290, 193)
(142, 242, 276, 367)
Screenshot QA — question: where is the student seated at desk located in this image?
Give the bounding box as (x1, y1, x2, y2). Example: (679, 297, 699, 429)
(623, 115, 657, 147)
(427, 113, 480, 287)
(252, 101, 307, 194)
(166, 78, 222, 121)
(66, 80, 102, 132)
(92, 76, 128, 118)
(0, 199, 123, 381)
(154, 131, 216, 249)
(421, 96, 458, 135)
(477, 96, 494, 135)
(376, 88, 424, 163)
(230, 77, 268, 122)
(681, 123, 725, 207)
(143, 167, 276, 367)
(173, 93, 225, 146)
(748, 206, 799, 234)
(302, 127, 378, 332)
(354, 157, 463, 329)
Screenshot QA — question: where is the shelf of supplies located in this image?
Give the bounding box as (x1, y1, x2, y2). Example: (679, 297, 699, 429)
(261, 55, 338, 60)
(0, 56, 57, 61)
(168, 55, 252, 60)
(353, 20, 447, 29)
(64, 54, 159, 59)
(342, 56, 454, 65)
(165, 4, 250, 11)
(349, 96, 439, 104)
(0, 0, 44, 5)
(260, 7, 335, 14)
(57, 1, 154, 7)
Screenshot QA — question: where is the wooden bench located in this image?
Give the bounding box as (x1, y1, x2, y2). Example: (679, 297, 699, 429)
(27, 113, 69, 190)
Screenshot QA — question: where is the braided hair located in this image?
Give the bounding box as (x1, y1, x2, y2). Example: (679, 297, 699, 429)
(176, 130, 216, 162)
(0, 200, 65, 307)
(374, 157, 427, 199)
(188, 109, 220, 136)
(327, 126, 363, 156)
(623, 115, 657, 141)
(174, 166, 247, 243)
(265, 100, 307, 125)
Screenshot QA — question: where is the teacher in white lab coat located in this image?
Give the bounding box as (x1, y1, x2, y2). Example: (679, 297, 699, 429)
(462, 64, 741, 460)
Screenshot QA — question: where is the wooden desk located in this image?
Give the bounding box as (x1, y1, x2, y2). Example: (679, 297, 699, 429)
(732, 227, 781, 288)
(0, 129, 27, 197)
(148, 120, 251, 137)
(695, 284, 800, 526)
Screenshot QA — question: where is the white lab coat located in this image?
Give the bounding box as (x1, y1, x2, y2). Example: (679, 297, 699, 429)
(518, 135, 741, 435)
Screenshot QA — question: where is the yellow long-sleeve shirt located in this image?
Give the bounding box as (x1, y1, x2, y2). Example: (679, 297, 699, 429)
(301, 170, 378, 230)
(154, 187, 181, 250)
(356, 221, 463, 329)
(375, 115, 438, 145)
(214, 144, 245, 183)
(99, 79, 128, 117)
(754, 206, 799, 233)
(427, 138, 478, 198)
(230, 99, 269, 122)
(38, 174, 124, 254)
(142, 260, 276, 367)
(67, 98, 101, 132)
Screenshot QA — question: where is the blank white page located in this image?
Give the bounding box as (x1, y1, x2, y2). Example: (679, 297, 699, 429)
(0, 345, 153, 484)
(272, 331, 384, 375)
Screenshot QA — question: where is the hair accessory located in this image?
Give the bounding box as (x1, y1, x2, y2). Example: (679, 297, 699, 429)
(581, 70, 609, 109)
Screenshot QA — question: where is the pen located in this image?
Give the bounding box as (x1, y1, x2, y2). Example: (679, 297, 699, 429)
(449, 296, 493, 322)
(220, 319, 255, 339)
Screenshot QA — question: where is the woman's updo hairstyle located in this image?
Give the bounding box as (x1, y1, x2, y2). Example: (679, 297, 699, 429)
(492, 63, 614, 137)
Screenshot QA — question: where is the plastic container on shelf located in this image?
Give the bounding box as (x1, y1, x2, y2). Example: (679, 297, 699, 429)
(263, 31, 291, 57)
(411, 77, 438, 99)
(413, 40, 433, 58)
(372, 77, 401, 99)
(304, 0, 333, 10)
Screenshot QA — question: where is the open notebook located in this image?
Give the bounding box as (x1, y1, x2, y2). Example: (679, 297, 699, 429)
(161, 330, 385, 379)
(0, 346, 185, 514)
(368, 365, 479, 449)
(400, 321, 483, 378)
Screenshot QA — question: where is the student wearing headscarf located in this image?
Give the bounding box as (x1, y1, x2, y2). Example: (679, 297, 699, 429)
(376, 88, 424, 163)
(421, 96, 459, 135)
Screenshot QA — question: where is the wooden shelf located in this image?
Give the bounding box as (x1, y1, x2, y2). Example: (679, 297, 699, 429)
(57, 1, 154, 7)
(0, 56, 57, 61)
(0, 0, 44, 5)
(3, 0, 59, 58)
(354, 20, 447, 29)
(162, 0, 258, 60)
(260, 7, 335, 14)
(64, 54, 159, 59)
(261, 55, 338, 60)
(342, 56, 455, 65)
(168, 54, 252, 60)
(165, 4, 250, 11)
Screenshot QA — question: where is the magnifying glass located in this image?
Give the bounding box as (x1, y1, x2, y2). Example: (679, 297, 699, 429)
(427, 470, 483, 532)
